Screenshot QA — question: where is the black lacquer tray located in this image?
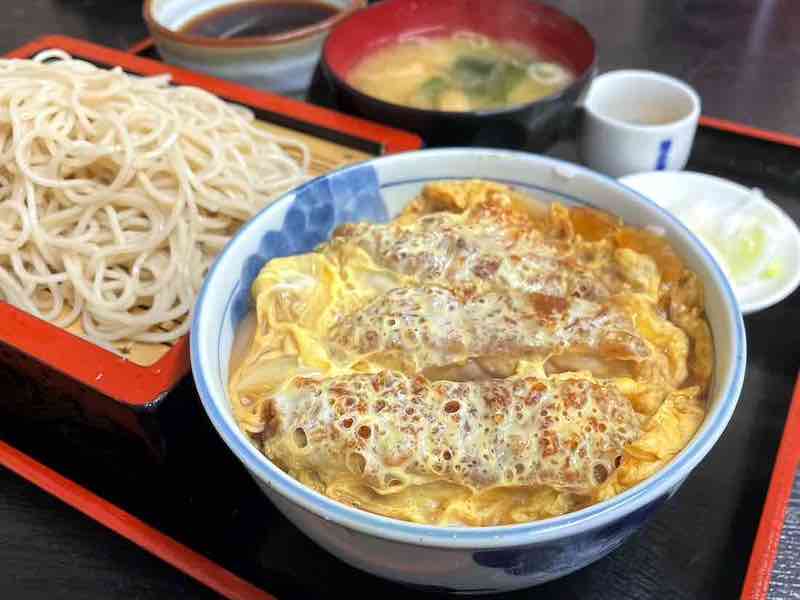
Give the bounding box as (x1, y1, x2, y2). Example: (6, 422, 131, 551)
(2, 41, 800, 600)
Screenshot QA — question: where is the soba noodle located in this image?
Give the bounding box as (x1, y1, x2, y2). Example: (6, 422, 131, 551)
(0, 50, 309, 347)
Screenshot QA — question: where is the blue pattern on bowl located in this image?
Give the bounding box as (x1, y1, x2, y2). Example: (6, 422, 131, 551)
(230, 163, 386, 329)
(472, 494, 668, 581)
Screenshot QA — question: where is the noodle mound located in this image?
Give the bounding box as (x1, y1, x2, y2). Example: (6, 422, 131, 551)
(0, 50, 308, 346)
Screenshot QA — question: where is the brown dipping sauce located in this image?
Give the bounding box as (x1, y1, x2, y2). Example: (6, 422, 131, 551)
(180, 0, 338, 39)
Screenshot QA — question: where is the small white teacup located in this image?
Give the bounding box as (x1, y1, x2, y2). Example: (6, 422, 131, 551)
(578, 70, 701, 178)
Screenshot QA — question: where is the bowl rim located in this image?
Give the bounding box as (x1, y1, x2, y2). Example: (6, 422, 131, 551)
(320, 0, 597, 118)
(191, 148, 746, 549)
(143, 0, 367, 49)
(583, 69, 701, 133)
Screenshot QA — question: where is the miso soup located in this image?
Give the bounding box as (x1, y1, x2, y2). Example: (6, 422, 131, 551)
(347, 31, 575, 112)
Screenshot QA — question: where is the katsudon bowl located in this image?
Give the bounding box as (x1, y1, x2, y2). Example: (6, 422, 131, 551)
(191, 149, 745, 592)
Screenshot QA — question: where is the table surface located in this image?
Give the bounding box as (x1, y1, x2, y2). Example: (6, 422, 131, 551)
(2, 1, 800, 599)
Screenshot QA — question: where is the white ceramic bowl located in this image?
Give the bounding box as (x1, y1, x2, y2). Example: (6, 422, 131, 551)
(144, 0, 365, 98)
(191, 149, 746, 593)
(620, 170, 800, 314)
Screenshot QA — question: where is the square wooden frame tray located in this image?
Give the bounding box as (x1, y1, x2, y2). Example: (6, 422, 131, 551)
(0, 35, 420, 414)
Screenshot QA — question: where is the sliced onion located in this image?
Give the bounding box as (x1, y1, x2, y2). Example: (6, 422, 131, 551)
(527, 62, 571, 86)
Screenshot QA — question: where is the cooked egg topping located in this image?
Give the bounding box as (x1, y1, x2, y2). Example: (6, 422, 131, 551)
(229, 180, 713, 525)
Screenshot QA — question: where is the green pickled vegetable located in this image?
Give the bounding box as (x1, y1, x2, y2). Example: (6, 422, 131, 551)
(762, 260, 783, 280)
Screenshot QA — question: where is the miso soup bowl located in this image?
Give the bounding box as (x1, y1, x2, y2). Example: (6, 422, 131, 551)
(191, 149, 745, 593)
(320, 0, 596, 150)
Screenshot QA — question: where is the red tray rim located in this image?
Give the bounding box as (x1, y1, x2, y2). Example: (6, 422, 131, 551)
(740, 373, 800, 600)
(0, 439, 276, 600)
(4, 34, 800, 600)
(1, 35, 422, 407)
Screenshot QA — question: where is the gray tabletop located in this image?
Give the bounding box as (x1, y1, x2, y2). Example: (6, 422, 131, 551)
(1, 1, 799, 599)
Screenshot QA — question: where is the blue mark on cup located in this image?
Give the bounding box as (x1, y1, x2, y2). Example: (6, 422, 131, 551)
(655, 139, 673, 170)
